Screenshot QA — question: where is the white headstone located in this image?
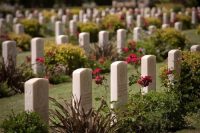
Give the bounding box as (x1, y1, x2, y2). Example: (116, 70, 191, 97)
(137, 15, 143, 27)
(25, 78, 49, 123)
(51, 16, 56, 23)
(190, 45, 200, 52)
(170, 12, 176, 23)
(79, 32, 90, 47)
(62, 15, 68, 24)
(56, 35, 68, 45)
(39, 15, 45, 25)
(13, 17, 19, 24)
(69, 20, 77, 36)
(117, 29, 126, 53)
(73, 14, 79, 22)
(133, 27, 142, 42)
(174, 22, 182, 31)
(2, 41, 17, 66)
(126, 15, 133, 28)
(6, 14, 13, 24)
(163, 12, 169, 24)
(31, 38, 44, 75)
(148, 25, 157, 34)
(98, 31, 109, 48)
(168, 49, 182, 78)
(162, 24, 170, 29)
(192, 10, 197, 25)
(111, 61, 127, 108)
(79, 10, 84, 22)
(0, 18, 5, 33)
(72, 68, 92, 112)
(141, 55, 156, 94)
(55, 21, 63, 37)
(15, 23, 24, 34)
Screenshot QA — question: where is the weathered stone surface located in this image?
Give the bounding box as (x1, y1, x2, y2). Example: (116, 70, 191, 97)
(2, 41, 17, 66)
(31, 38, 44, 74)
(72, 68, 92, 112)
(141, 55, 156, 94)
(25, 78, 49, 124)
(111, 61, 127, 109)
(117, 29, 126, 53)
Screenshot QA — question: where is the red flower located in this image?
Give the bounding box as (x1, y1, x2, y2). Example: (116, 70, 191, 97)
(138, 48, 143, 53)
(125, 53, 140, 64)
(122, 47, 129, 53)
(94, 75, 104, 85)
(165, 69, 173, 75)
(36, 57, 45, 64)
(92, 68, 102, 76)
(137, 76, 152, 87)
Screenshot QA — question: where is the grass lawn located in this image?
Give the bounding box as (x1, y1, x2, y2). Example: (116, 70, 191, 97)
(0, 29, 200, 132)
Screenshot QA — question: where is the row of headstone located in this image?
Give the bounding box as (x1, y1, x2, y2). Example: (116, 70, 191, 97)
(24, 45, 200, 124)
(1, 6, 200, 32)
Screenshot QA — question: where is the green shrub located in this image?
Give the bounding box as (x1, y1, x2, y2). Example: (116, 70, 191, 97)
(117, 92, 184, 133)
(0, 82, 10, 98)
(45, 43, 87, 75)
(160, 51, 200, 114)
(1, 111, 48, 133)
(78, 22, 100, 42)
(101, 14, 125, 35)
(184, 110, 200, 129)
(42, 10, 57, 22)
(137, 28, 188, 61)
(0, 58, 34, 96)
(8, 33, 31, 51)
(176, 14, 191, 29)
(145, 17, 162, 28)
(175, 52, 200, 113)
(20, 19, 42, 37)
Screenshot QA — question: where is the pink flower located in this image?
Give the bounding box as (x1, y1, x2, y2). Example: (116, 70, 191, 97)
(165, 69, 173, 75)
(138, 48, 143, 53)
(94, 75, 104, 85)
(36, 57, 45, 64)
(125, 53, 141, 64)
(137, 76, 152, 87)
(92, 68, 102, 76)
(122, 47, 129, 53)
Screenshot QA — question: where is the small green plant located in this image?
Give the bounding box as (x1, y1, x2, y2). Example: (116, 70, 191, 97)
(20, 19, 42, 37)
(101, 14, 125, 35)
(176, 14, 191, 29)
(8, 33, 31, 51)
(49, 97, 117, 133)
(0, 58, 34, 97)
(1, 111, 48, 133)
(116, 91, 183, 133)
(160, 51, 200, 118)
(145, 17, 162, 28)
(78, 22, 100, 42)
(137, 28, 188, 61)
(45, 42, 87, 75)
